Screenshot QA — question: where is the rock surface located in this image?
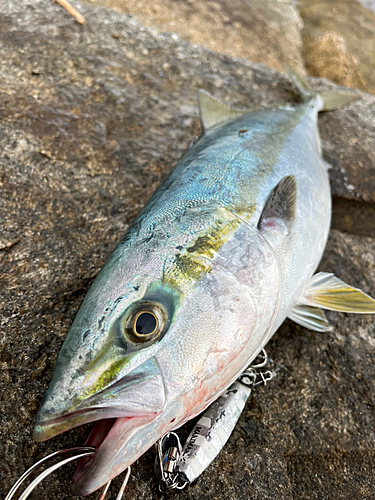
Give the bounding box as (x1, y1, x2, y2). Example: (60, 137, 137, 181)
(1, 1, 375, 500)
(83, 0, 306, 75)
(298, 0, 375, 95)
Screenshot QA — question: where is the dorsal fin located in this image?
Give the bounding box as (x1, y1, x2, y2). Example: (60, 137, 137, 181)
(199, 90, 246, 132)
(258, 175, 297, 234)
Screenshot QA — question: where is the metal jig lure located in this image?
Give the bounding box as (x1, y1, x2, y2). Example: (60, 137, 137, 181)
(155, 349, 277, 491)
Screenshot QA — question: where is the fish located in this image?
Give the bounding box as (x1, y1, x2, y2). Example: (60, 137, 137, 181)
(33, 68, 375, 496)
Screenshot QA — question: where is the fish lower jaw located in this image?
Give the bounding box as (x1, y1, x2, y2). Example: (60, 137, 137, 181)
(71, 414, 157, 496)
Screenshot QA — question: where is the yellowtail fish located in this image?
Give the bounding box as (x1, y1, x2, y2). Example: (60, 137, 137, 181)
(31, 68, 375, 495)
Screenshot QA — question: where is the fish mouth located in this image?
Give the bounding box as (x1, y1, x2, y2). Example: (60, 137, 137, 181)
(72, 412, 157, 495)
(36, 409, 158, 496)
(33, 357, 166, 495)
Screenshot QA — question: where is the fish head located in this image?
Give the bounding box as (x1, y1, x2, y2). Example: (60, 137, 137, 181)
(33, 209, 279, 495)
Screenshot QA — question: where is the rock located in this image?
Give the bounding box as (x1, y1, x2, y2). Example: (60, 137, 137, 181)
(317, 88, 375, 204)
(303, 31, 363, 89)
(331, 197, 375, 238)
(1, 1, 375, 499)
(298, 0, 375, 95)
(83, 0, 306, 75)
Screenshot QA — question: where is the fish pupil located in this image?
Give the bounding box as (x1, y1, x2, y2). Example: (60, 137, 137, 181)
(135, 312, 157, 335)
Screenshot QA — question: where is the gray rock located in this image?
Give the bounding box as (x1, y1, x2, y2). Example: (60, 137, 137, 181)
(1, 1, 375, 499)
(81, 0, 306, 75)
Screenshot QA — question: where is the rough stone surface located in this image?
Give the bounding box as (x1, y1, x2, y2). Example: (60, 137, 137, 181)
(298, 0, 375, 95)
(82, 0, 306, 75)
(1, 1, 375, 500)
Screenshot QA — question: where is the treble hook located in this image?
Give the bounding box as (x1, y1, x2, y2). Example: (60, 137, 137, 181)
(5, 446, 131, 500)
(250, 348, 268, 369)
(99, 467, 131, 500)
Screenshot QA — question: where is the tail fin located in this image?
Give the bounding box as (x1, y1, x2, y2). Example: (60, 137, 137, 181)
(285, 63, 360, 111)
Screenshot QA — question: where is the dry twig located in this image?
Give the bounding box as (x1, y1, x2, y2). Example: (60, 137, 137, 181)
(55, 0, 85, 24)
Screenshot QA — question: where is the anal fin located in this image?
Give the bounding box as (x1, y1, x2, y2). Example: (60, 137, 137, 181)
(300, 272, 375, 313)
(288, 304, 333, 332)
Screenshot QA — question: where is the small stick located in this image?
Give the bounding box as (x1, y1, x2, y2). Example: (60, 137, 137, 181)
(55, 0, 86, 24)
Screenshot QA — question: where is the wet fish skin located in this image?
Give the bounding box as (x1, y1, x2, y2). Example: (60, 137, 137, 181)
(33, 81, 368, 495)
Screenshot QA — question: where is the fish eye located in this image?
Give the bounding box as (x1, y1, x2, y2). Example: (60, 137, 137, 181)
(123, 301, 168, 344)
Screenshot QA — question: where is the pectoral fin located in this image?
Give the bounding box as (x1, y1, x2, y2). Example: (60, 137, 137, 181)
(300, 272, 375, 313)
(258, 175, 297, 235)
(288, 304, 333, 332)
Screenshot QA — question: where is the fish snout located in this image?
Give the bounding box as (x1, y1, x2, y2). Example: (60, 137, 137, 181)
(33, 357, 165, 442)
